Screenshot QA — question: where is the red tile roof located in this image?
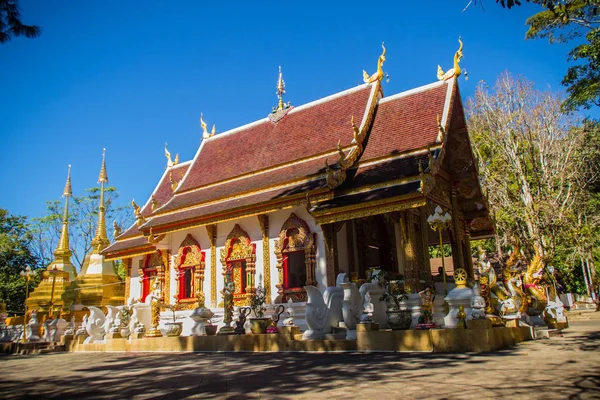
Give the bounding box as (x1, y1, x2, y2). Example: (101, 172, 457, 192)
(361, 81, 448, 162)
(141, 161, 190, 216)
(177, 84, 373, 192)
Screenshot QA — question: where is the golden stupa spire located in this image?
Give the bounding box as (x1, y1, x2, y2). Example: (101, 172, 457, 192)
(53, 165, 73, 264)
(91, 148, 110, 253)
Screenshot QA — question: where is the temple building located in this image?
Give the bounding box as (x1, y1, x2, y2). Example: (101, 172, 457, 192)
(102, 42, 493, 313)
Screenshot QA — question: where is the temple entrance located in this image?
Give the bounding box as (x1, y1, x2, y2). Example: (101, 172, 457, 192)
(354, 214, 397, 279)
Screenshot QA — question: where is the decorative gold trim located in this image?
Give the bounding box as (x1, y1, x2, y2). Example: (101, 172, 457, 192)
(220, 225, 256, 304)
(104, 248, 156, 262)
(314, 198, 427, 225)
(146, 190, 332, 236)
(149, 174, 329, 218)
(257, 214, 271, 303)
(160, 250, 170, 304)
(173, 234, 206, 305)
(312, 192, 423, 219)
(206, 224, 217, 308)
(273, 213, 316, 302)
(124, 258, 132, 301)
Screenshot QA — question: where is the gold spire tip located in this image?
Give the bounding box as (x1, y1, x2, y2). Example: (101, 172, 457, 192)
(63, 164, 73, 197)
(98, 148, 108, 183)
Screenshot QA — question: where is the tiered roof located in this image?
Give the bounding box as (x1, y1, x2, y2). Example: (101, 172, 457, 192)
(103, 73, 492, 260)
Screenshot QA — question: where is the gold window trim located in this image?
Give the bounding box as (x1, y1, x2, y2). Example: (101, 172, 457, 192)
(173, 234, 206, 309)
(274, 213, 316, 303)
(220, 224, 256, 306)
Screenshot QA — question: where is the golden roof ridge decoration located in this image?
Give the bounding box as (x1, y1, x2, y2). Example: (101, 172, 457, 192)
(169, 171, 179, 191)
(113, 219, 122, 238)
(362, 42, 386, 84)
(165, 143, 179, 168)
(200, 113, 216, 140)
(132, 199, 145, 227)
(91, 148, 111, 253)
(151, 194, 159, 212)
(437, 37, 464, 81)
(269, 66, 292, 123)
(325, 115, 367, 189)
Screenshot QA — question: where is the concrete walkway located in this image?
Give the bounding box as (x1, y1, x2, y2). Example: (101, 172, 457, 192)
(1, 319, 599, 399)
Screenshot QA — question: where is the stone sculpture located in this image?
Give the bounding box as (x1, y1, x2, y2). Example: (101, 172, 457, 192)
(470, 283, 487, 320)
(83, 306, 106, 344)
(303, 283, 344, 340)
(341, 282, 363, 340)
(282, 298, 295, 326)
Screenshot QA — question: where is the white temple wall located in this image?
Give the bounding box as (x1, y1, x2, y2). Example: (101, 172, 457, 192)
(268, 206, 327, 294)
(129, 255, 143, 303)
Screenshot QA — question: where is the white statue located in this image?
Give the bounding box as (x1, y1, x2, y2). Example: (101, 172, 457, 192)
(105, 305, 119, 334)
(76, 314, 88, 336)
(303, 284, 344, 340)
(341, 282, 363, 340)
(282, 298, 295, 326)
(471, 283, 487, 320)
(83, 306, 106, 344)
(359, 278, 387, 328)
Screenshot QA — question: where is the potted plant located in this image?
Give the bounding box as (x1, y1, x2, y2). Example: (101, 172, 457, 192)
(165, 302, 183, 337)
(377, 272, 412, 330)
(205, 318, 218, 336)
(248, 285, 270, 334)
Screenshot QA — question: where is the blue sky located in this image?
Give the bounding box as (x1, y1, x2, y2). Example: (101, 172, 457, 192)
(0, 1, 588, 220)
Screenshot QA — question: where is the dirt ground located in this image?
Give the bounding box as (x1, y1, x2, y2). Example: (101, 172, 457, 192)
(0, 318, 599, 400)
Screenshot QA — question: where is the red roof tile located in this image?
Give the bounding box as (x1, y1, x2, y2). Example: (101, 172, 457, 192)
(361, 82, 448, 161)
(178, 85, 373, 192)
(141, 162, 190, 216)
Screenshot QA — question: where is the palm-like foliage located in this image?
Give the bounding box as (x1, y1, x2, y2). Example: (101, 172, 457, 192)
(0, 0, 40, 44)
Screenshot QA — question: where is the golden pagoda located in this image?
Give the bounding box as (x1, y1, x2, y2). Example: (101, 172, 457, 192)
(75, 149, 125, 308)
(27, 165, 78, 320)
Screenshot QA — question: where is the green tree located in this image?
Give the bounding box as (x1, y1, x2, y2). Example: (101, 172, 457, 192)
(467, 72, 599, 293)
(0, 0, 40, 44)
(0, 208, 41, 314)
(492, 0, 600, 110)
(30, 186, 133, 270)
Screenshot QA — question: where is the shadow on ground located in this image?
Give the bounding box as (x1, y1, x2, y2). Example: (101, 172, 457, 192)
(0, 322, 599, 399)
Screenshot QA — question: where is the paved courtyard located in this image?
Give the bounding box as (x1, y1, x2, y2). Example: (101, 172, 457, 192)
(0, 319, 599, 400)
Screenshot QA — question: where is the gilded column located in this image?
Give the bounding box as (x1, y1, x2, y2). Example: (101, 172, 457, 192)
(206, 224, 217, 307)
(419, 208, 433, 281)
(463, 223, 474, 279)
(257, 214, 271, 303)
(124, 258, 132, 301)
(450, 191, 465, 271)
(160, 250, 170, 304)
(402, 211, 418, 293)
(322, 224, 336, 287)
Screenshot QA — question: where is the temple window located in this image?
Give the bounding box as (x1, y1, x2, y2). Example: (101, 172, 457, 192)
(220, 225, 256, 306)
(275, 213, 316, 303)
(140, 250, 166, 302)
(173, 234, 206, 309)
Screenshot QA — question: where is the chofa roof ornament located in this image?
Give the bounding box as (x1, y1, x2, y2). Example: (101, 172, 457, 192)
(437, 37, 464, 81)
(363, 42, 386, 84)
(268, 66, 292, 123)
(200, 113, 216, 140)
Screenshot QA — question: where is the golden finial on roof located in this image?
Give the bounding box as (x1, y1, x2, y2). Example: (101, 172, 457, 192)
(200, 113, 215, 139)
(271, 66, 291, 114)
(112, 219, 122, 238)
(363, 42, 386, 84)
(165, 143, 179, 168)
(132, 199, 145, 227)
(437, 37, 464, 81)
(91, 149, 110, 252)
(151, 195, 159, 212)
